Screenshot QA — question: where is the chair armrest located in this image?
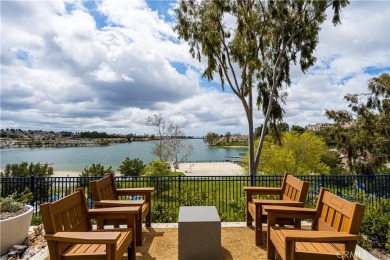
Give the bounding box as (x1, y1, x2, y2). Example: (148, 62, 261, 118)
(88, 207, 140, 229)
(243, 186, 282, 196)
(94, 200, 145, 207)
(116, 188, 154, 196)
(89, 206, 140, 214)
(253, 199, 305, 207)
(279, 229, 360, 242)
(44, 232, 120, 244)
(264, 205, 317, 219)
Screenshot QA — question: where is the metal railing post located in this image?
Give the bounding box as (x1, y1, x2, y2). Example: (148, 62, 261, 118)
(321, 173, 325, 188)
(30, 175, 35, 207)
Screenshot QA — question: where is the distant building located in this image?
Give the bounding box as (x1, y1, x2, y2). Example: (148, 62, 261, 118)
(305, 123, 334, 131)
(219, 134, 247, 143)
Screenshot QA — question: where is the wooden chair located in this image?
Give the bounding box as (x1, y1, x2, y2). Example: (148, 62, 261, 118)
(243, 172, 310, 245)
(90, 173, 154, 245)
(41, 188, 141, 260)
(264, 188, 365, 260)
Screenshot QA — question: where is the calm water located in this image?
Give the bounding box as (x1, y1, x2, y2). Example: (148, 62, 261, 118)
(0, 139, 246, 172)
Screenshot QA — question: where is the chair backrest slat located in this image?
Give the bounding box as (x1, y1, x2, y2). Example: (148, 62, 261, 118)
(41, 189, 91, 234)
(315, 189, 365, 235)
(90, 174, 118, 201)
(282, 173, 309, 202)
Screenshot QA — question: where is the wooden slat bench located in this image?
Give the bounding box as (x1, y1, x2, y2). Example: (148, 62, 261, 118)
(90, 173, 154, 246)
(264, 188, 365, 260)
(243, 172, 310, 245)
(41, 188, 140, 260)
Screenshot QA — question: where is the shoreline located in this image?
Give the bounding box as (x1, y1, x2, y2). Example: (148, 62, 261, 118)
(45, 162, 244, 177)
(1, 162, 244, 177)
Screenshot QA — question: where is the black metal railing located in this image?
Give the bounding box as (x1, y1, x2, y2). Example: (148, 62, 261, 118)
(1, 174, 389, 222)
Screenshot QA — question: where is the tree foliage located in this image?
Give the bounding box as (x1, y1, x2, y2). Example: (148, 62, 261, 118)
(0, 162, 53, 202)
(175, 0, 348, 176)
(326, 73, 390, 174)
(79, 163, 114, 177)
(205, 132, 220, 145)
(143, 160, 171, 177)
(1, 161, 53, 177)
(243, 131, 329, 174)
(118, 157, 145, 176)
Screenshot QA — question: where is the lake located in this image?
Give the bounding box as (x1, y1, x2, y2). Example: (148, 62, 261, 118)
(0, 139, 246, 172)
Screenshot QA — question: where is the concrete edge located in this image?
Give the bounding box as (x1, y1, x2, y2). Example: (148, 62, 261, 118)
(354, 245, 378, 260)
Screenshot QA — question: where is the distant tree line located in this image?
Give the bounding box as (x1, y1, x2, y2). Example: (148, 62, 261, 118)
(77, 131, 126, 139)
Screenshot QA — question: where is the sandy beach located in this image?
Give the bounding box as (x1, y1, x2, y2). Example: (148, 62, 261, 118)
(51, 162, 244, 177)
(177, 162, 244, 176)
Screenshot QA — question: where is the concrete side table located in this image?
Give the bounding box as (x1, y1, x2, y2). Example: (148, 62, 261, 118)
(178, 206, 221, 260)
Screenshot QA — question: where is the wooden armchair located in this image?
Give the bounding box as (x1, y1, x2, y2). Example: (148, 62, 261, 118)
(243, 172, 310, 245)
(264, 188, 365, 260)
(41, 188, 140, 260)
(90, 173, 154, 245)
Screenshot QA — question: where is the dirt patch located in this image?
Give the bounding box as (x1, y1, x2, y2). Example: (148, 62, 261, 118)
(136, 226, 267, 260)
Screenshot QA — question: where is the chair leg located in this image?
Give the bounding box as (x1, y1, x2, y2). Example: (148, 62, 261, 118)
(146, 211, 151, 227)
(246, 206, 252, 226)
(128, 241, 136, 260)
(255, 218, 262, 245)
(136, 215, 142, 246)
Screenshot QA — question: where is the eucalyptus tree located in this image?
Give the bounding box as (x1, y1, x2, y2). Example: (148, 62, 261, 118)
(175, 0, 349, 178)
(326, 73, 390, 174)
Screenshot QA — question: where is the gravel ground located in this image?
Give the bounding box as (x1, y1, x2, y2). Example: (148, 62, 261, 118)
(136, 226, 267, 259)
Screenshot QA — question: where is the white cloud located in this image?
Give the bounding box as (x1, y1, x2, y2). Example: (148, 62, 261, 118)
(1, 0, 389, 135)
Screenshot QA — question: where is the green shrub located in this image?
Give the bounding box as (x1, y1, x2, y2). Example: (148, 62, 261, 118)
(0, 161, 53, 177)
(0, 162, 53, 200)
(386, 220, 390, 254)
(221, 198, 246, 222)
(31, 215, 43, 226)
(80, 163, 114, 177)
(118, 157, 145, 176)
(143, 160, 171, 176)
(151, 203, 176, 223)
(360, 198, 390, 250)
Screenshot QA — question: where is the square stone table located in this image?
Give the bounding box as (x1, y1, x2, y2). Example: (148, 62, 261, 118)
(178, 206, 221, 260)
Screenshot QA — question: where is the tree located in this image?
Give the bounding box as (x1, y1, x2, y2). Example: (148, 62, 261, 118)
(143, 160, 171, 177)
(205, 132, 219, 145)
(0, 162, 53, 203)
(290, 125, 305, 134)
(225, 131, 231, 142)
(1, 162, 53, 177)
(146, 114, 172, 161)
(146, 114, 194, 166)
(254, 122, 289, 141)
(320, 150, 345, 174)
(79, 163, 114, 177)
(143, 160, 172, 193)
(326, 73, 390, 174)
(167, 123, 194, 169)
(244, 131, 330, 174)
(118, 157, 145, 176)
(175, 0, 348, 179)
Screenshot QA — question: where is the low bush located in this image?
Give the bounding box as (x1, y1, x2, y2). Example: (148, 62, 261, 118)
(0, 188, 33, 213)
(359, 198, 390, 251)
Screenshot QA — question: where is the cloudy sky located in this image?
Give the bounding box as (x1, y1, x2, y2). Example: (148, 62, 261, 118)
(1, 0, 389, 136)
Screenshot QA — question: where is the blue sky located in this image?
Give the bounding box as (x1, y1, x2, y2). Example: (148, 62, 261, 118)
(1, 0, 389, 136)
